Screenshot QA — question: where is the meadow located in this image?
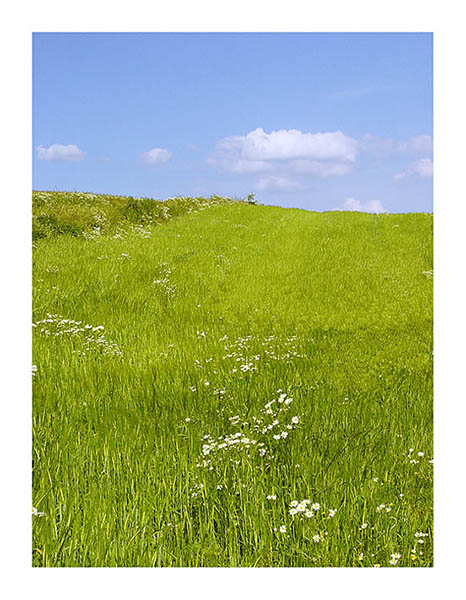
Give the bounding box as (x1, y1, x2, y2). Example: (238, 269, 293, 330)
(32, 191, 433, 567)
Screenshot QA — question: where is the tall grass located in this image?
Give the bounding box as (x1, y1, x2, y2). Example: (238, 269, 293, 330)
(32, 190, 246, 240)
(32, 193, 433, 567)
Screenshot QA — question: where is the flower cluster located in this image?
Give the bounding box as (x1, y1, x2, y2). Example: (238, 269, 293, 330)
(375, 503, 392, 513)
(189, 482, 204, 499)
(199, 431, 259, 468)
(129, 223, 152, 238)
(414, 531, 429, 539)
(195, 391, 302, 471)
(389, 552, 401, 566)
(409, 534, 429, 563)
(288, 499, 337, 520)
(33, 314, 122, 357)
(407, 447, 432, 465)
(250, 391, 300, 444)
(153, 263, 176, 299)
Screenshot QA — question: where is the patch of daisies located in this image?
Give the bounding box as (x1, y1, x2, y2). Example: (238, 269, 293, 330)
(152, 262, 176, 299)
(196, 390, 301, 471)
(33, 313, 122, 357)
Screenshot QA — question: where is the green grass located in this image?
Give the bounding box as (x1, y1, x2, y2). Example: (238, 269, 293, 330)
(32, 191, 433, 567)
(32, 189, 246, 241)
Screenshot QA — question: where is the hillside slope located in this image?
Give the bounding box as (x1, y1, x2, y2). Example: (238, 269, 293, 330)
(32, 192, 433, 567)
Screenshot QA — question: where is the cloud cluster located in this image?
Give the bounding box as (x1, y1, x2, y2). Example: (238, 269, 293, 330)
(208, 127, 433, 195)
(209, 128, 358, 177)
(140, 148, 172, 164)
(394, 158, 433, 181)
(333, 197, 386, 214)
(36, 144, 85, 161)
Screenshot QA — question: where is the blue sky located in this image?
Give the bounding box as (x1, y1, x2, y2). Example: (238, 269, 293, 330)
(33, 32, 433, 213)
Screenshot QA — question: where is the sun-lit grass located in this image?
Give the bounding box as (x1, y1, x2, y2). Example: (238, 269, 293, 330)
(32, 192, 433, 567)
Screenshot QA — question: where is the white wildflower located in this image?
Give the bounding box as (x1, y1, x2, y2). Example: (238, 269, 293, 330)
(389, 553, 401, 566)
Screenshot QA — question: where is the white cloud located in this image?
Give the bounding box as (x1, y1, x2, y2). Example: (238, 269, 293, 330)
(394, 158, 433, 181)
(290, 160, 353, 177)
(140, 148, 172, 164)
(253, 175, 304, 192)
(333, 197, 386, 213)
(209, 127, 357, 176)
(35, 143, 85, 161)
(237, 128, 357, 162)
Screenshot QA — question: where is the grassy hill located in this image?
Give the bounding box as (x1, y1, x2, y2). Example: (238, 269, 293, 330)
(32, 191, 433, 567)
